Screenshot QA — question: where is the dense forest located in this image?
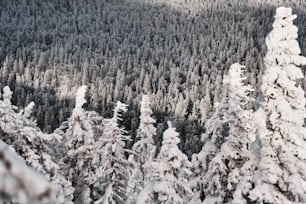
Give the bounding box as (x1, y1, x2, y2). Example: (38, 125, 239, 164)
(0, 0, 305, 155)
(1, 0, 306, 203)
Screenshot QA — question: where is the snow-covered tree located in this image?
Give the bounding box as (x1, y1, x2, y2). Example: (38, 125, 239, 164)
(192, 63, 255, 203)
(0, 139, 53, 203)
(0, 86, 74, 204)
(66, 85, 94, 204)
(92, 101, 131, 204)
(134, 95, 157, 164)
(138, 121, 192, 204)
(249, 7, 306, 203)
(127, 95, 157, 204)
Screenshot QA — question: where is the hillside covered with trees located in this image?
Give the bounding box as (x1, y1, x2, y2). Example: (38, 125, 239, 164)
(0, 0, 305, 155)
(0, 0, 306, 203)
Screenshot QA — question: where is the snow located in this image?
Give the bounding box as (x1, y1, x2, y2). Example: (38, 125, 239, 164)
(75, 85, 87, 108)
(0, 5, 305, 204)
(2, 86, 12, 105)
(129, 0, 204, 16)
(265, 7, 306, 67)
(0, 86, 74, 203)
(0, 140, 54, 203)
(23, 101, 35, 118)
(250, 6, 306, 203)
(91, 101, 130, 204)
(127, 95, 157, 204)
(192, 62, 256, 203)
(113, 101, 128, 121)
(139, 121, 193, 203)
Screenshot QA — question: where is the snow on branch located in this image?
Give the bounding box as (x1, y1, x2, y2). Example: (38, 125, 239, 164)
(0, 140, 54, 203)
(113, 101, 128, 122)
(265, 7, 306, 67)
(75, 85, 88, 108)
(23, 101, 35, 118)
(2, 86, 13, 105)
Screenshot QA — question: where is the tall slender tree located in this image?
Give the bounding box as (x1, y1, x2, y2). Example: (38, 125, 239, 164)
(66, 85, 94, 204)
(127, 95, 157, 204)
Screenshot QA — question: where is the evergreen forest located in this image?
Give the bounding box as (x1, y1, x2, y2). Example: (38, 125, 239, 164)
(0, 0, 306, 203)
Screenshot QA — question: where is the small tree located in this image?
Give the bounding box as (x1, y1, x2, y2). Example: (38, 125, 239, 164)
(249, 7, 306, 203)
(139, 122, 192, 204)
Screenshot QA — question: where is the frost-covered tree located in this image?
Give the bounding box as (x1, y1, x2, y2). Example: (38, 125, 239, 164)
(127, 95, 157, 204)
(192, 63, 255, 203)
(66, 85, 94, 204)
(138, 121, 192, 204)
(134, 95, 157, 165)
(249, 7, 306, 203)
(0, 139, 53, 203)
(92, 101, 131, 204)
(0, 86, 74, 204)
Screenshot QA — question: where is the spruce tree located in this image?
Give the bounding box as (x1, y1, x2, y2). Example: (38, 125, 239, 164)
(127, 95, 157, 204)
(249, 7, 306, 203)
(66, 85, 94, 204)
(192, 63, 255, 203)
(139, 121, 192, 204)
(92, 101, 131, 204)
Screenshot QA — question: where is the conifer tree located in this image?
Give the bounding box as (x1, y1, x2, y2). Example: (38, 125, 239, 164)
(66, 85, 94, 204)
(192, 63, 255, 203)
(92, 101, 131, 204)
(139, 121, 192, 204)
(127, 95, 157, 204)
(249, 7, 306, 203)
(134, 95, 157, 165)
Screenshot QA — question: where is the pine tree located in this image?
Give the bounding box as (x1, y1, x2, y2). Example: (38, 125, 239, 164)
(139, 121, 192, 204)
(92, 101, 131, 204)
(127, 95, 157, 204)
(192, 63, 255, 203)
(249, 7, 306, 203)
(66, 85, 94, 204)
